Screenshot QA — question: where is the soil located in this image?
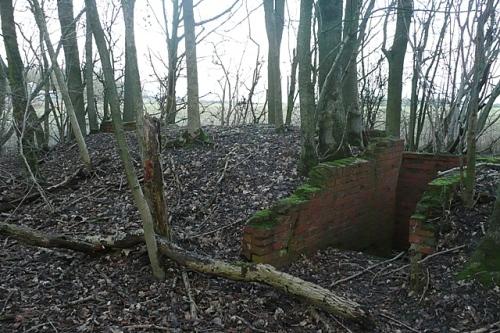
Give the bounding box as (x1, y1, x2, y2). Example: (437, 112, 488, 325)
(1, 125, 499, 332)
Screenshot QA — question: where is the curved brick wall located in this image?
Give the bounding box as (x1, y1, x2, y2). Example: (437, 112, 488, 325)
(241, 139, 464, 266)
(241, 138, 404, 266)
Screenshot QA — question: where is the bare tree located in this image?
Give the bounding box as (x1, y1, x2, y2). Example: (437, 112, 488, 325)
(0, 0, 39, 174)
(57, 0, 87, 135)
(264, 0, 285, 128)
(383, 0, 413, 138)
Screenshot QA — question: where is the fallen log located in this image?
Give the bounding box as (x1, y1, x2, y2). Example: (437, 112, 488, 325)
(0, 222, 143, 254)
(0, 222, 371, 324)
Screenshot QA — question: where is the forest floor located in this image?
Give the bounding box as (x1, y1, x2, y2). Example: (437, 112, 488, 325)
(0, 125, 499, 332)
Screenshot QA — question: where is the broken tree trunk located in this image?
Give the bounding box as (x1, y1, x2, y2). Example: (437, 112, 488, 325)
(0, 222, 371, 324)
(143, 115, 171, 239)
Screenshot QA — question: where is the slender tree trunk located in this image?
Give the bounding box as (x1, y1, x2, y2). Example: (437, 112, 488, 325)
(122, 0, 141, 123)
(0, 0, 39, 175)
(264, 0, 285, 128)
(85, 13, 99, 133)
(183, 0, 202, 137)
(384, 0, 412, 138)
(285, 48, 298, 126)
(298, 0, 316, 174)
(341, 0, 362, 146)
(85, 0, 165, 280)
(57, 0, 86, 135)
(31, 0, 92, 170)
(164, 0, 180, 125)
(464, 1, 490, 207)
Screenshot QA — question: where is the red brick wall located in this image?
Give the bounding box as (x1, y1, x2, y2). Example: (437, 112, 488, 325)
(241, 138, 405, 266)
(393, 153, 462, 249)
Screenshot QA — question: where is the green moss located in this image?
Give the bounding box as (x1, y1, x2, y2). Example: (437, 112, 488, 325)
(294, 184, 322, 199)
(429, 174, 461, 186)
(247, 209, 278, 228)
(273, 194, 308, 214)
(411, 213, 427, 221)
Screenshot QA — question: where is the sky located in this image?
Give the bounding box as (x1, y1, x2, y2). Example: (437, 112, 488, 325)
(2, 0, 497, 107)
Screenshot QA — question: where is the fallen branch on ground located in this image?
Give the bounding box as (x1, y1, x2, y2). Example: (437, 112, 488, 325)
(0, 222, 371, 324)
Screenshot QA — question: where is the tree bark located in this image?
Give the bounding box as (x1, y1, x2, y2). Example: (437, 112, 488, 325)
(317, 0, 342, 91)
(164, 0, 180, 125)
(183, 0, 202, 137)
(31, 0, 92, 170)
(143, 115, 171, 239)
(285, 48, 298, 127)
(341, 0, 362, 147)
(0, 222, 371, 324)
(85, 13, 99, 133)
(85, 0, 165, 280)
(264, 0, 285, 128)
(463, 1, 490, 207)
(122, 0, 141, 123)
(384, 0, 412, 138)
(57, 0, 86, 135)
(0, 0, 39, 175)
(297, 0, 317, 174)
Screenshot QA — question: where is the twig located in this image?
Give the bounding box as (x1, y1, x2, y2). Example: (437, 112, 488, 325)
(437, 162, 499, 177)
(418, 268, 430, 304)
(331, 251, 405, 287)
(122, 324, 169, 331)
(379, 313, 420, 333)
(309, 308, 337, 333)
(379, 245, 465, 277)
(233, 315, 268, 333)
(467, 321, 500, 333)
(62, 187, 108, 211)
(181, 269, 198, 321)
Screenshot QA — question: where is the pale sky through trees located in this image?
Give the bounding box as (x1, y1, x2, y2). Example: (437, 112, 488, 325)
(1, 0, 497, 105)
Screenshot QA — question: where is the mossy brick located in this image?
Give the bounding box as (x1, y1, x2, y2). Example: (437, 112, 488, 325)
(413, 227, 435, 238)
(272, 194, 308, 214)
(409, 234, 436, 247)
(293, 184, 323, 200)
(247, 209, 275, 225)
(243, 226, 275, 239)
(248, 244, 274, 256)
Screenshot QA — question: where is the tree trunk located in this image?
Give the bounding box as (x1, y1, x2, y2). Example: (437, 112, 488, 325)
(143, 115, 171, 239)
(384, 0, 412, 138)
(183, 0, 202, 137)
(85, 13, 99, 133)
(317, 0, 342, 91)
(285, 48, 298, 126)
(0, 0, 39, 175)
(264, 0, 285, 128)
(85, 0, 165, 280)
(57, 0, 86, 135)
(341, 0, 362, 147)
(297, 0, 317, 174)
(463, 1, 490, 207)
(164, 0, 180, 125)
(0, 222, 371, 324)
(122, 0, 141, 123)
(31, 0, 92, 170)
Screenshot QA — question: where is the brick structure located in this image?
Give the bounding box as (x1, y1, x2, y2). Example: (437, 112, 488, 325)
(393, 153, 462, 249)
(408, 173, 461, 255)
(100, 120, 137, 133)
(241, 138, 405, 266)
